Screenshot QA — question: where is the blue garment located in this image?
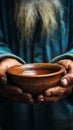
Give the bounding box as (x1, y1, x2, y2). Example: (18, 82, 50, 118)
(0, 0, 73, 130)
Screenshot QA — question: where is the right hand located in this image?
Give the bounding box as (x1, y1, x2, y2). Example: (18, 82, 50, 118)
(0, 58, 34, 104)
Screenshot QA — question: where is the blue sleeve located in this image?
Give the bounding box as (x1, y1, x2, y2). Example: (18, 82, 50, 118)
(0, 21, 25, 63)
(0, 20, 13, 54)
(0, 0, 25, 63)
(50, 1, 73, 63)
(68, 0, 73, 54)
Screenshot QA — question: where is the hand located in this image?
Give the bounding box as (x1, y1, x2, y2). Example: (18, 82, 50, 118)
(37, 59, 73, 103)
(0, 58, 34, 104)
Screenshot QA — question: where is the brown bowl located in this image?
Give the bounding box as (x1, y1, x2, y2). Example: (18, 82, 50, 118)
(7, 63, 65, 95)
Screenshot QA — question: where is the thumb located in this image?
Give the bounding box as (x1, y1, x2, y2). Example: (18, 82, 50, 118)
(0, 67, 7, 85)
(61, 73, 73, 87)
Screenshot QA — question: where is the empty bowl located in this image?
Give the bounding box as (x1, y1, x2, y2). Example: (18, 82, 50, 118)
(7, 63, 65, 95)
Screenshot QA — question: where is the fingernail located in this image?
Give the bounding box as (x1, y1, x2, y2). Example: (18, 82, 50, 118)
(61, 78, 68, 86)
(40, 98, 44, 102)
(30, 99, 34, 104)
(0, 76, 6, 85)
(45, 92, 51, 96)
(0, 77, 4, 80)
(39, 96, 44, 102)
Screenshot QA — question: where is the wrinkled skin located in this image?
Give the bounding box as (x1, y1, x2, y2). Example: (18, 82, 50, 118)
(37, 59, 73, 103)
(0, 58, 73, 104)
(0, 58, 34, 104)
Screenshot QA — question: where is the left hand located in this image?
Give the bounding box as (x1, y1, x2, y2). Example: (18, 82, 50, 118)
(37, 59, 73, 103)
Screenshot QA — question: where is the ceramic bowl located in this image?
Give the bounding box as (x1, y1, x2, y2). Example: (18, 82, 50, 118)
(7, 63, 65, 95)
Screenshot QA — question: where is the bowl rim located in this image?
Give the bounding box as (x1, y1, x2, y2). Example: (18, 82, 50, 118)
(7, 63, 65, 78)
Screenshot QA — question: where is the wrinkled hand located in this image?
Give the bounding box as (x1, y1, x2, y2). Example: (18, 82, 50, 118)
(37, 59, 73, 103)
(0, 58, 34, 104)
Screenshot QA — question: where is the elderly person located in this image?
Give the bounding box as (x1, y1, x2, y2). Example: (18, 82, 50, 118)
(0, 0, 73, 130)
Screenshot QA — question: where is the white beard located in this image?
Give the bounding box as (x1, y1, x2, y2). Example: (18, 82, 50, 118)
(15, 0, 62, 39)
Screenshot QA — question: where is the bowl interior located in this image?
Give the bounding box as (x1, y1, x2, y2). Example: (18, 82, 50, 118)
(7, 63, 65, 77)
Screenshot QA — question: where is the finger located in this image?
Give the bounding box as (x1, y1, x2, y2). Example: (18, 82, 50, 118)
(37, 94, 45, 102)
(6, 95, 34, 104)
(61, 73, 73, 87)
(19, 94, 34, 104)
(0, 84, 34, 104)
(57, 60, 73, 74)
(2, 85, 23, 96)
(68, 64, 73, 73)
(22, 93, 33, 99)
(58, 59, 72, 70)
(45, 86, 73, 96)
(44, 95, 65, 103)
(0, 68, 7, 85)
(37, 95, 65, 103)
(45, 86, 65, 96)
